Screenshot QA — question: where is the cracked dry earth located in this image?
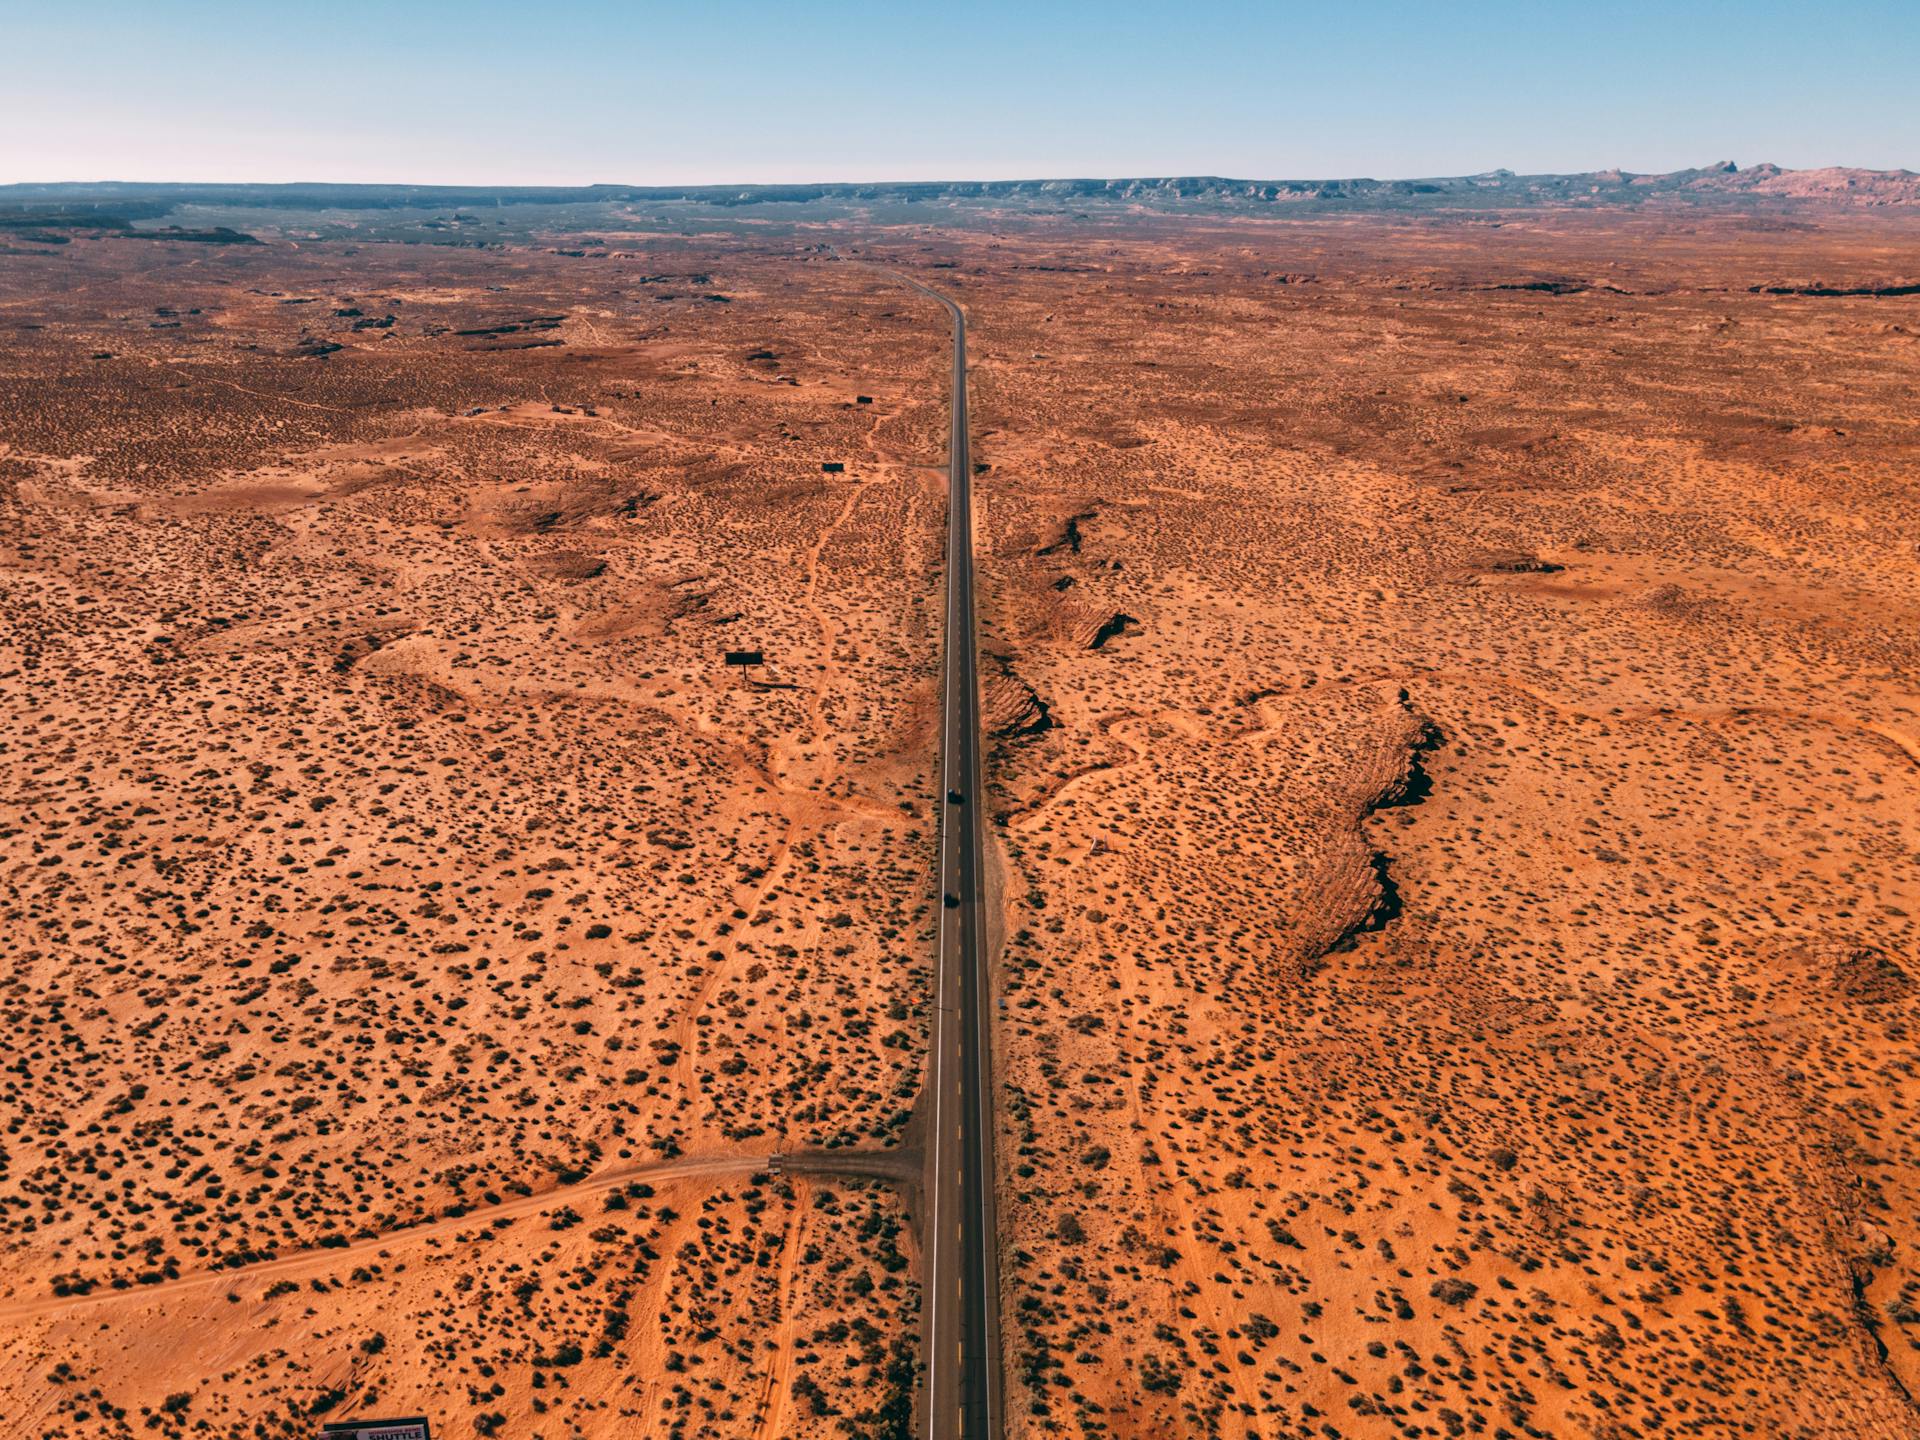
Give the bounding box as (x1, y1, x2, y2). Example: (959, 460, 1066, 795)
(0, 236, 946, 1438)
(890, 210, 1920, 1440)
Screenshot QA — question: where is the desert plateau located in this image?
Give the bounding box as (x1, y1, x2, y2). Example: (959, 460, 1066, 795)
(0, 172, 1917, 1440)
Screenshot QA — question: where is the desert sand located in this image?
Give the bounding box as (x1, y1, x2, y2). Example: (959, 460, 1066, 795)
(935, 210, 1920, 1439)
(0, 234, 942, 1438)
(1, 195, 1917, 1439)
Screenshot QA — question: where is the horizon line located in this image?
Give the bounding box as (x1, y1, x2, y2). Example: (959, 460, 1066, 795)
(5, 160, 1918, 194)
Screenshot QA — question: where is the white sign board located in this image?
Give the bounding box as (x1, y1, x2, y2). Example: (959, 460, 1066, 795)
(320, 1422, 431, 1440)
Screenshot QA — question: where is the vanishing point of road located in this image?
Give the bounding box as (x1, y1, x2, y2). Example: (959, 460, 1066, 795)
(903, 272, 1002, 1440)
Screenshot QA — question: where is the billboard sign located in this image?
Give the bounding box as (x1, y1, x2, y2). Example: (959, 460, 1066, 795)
(320, 1421, 432, 1440)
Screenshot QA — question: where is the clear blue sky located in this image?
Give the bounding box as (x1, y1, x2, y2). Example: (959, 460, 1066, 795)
(4, 0, 1914, 185)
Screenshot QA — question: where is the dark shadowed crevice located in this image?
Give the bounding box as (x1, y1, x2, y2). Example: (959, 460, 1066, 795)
(1333, 709, 1444, 951)
(1088, 613, 1138, 650)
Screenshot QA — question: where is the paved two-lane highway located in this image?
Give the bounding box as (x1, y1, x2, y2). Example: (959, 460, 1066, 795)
(901, 274, 1002, 1440)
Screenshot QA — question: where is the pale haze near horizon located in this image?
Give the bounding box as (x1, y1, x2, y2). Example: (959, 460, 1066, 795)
(3, 0, 1915, 187)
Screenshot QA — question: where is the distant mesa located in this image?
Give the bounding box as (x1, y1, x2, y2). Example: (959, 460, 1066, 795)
(4, 163, 1919, 221)
(1749, 279, 1920, 298)
(0, 207, 262, 243)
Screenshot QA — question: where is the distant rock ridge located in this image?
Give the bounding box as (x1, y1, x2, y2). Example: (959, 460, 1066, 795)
(4, 163, 1918, 214)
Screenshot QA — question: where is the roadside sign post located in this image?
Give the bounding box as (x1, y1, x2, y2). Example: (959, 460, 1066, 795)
(321, 1420, 432, 1440)
(723, 649, 764, 689)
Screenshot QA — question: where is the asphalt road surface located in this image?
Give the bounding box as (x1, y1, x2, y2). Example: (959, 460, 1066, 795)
(900, 273, 1002, 1440)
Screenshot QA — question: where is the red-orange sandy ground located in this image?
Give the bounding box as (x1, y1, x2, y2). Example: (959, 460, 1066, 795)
(2, 204, 1918, 1440)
